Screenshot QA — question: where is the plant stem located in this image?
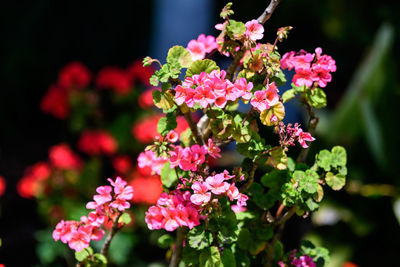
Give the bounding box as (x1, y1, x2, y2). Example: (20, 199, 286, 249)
(240, 160, 258, 192)
(181, 109, 205, 146)
(100, 213, 122, 264)
(296, 99, 319, 163)
(257, 0, 282, 25)
(169, 227, 188, 267)
(226, 49, 245, 82)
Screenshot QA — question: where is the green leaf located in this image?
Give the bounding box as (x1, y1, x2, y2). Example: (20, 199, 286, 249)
(200, 246, 222, 267)
(281, 182, 300, 206)
(158, 234, 174, 249)
(235, 251, 250, 267)
(188, 225, 213, 250)
(259, 102, 285, 126)
(221, 248, 236, 267)
(157, 113, 177, 136)
(152, 90, 176, 112)
(75, 247, 93, 262)
(316, 150, 332, 172)
(186, 59, 220, 77)
(237, 229, 251, 251)
(118, 213, 132, 225)
(266, 147, 288, 170)
(255, 225, 273, 241)
(160, 162, 178, 188)
(331, 146, 347, 167)
(150, 74, 160, 86)
(93, 253, 108, 266)
(305, 87, 327, 108)
(226, 20, 246, 39)
(167, 45, 192, 68)
(182, 246, 199, 265)
(299, 170, 319, 194)
(325, 172, 346, 191)
(300, 240, 330, 267)
(305, 198, 319, 211)
(282, 89, 296, 103)
(236, 132, 266, 158)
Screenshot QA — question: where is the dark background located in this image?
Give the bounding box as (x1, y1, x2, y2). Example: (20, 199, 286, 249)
(1, 0, 400, 266)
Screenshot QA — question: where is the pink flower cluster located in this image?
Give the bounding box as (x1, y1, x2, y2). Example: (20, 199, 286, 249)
(145, 190, 201, 231)
(53, 177, 133, 251)
(276, 122, 315, 148)
(279, 250, 316, 267)
(281, 48, 336, 88)
(174, 70, 253, 109)
(190, 170, 248, 208)
(169, 138, 221, 172)
(137, 150, 168, 175)
(187, 34, 218, 61)
(250, 82, 280, 112)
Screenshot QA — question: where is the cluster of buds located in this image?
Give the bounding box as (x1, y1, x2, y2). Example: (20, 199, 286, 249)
(52, 177, 133, 251)
(275, 122, 315, 149)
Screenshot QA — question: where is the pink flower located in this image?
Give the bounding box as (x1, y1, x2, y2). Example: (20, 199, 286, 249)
(137, 150, 168, 175)
(206, 138, 221, 159)
(293, 68, 313, 88)
(197, 34, 218, 53)
(231, 204, 247, 213)
(193, 85, 215, 108)
(296, 128, 315, 148)
(169, 146, 183, 168)
(292, 52, 314, 71)
(68, 228, 90, 251)
(93, 186, 112, 205)
(280, 51, 296, 70)
(234, 78, 253, 100)
(226, 183, 240, 201)
(205, 174, 230, 195)
(311, 65, 332, 88)
(250, 90, 269, 112)
(245, 20, 264, 41)
(166, 130, 179, 143)
(236, 194, 249, 207)
(145, 205, 164, 230)
(110, 198, 131, 211)
(53, 220, 77, 243)
(187, 40, 206, 61)
(58, 62, 91, 90)
(265, 82, 280, 106)
(190, 182, 211, 205)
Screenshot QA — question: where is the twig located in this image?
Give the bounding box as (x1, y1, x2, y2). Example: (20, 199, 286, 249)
(240, 160, 259, 192)
(181, 109, 205, 146)
(226, 49, 245, 82)
(169, 227, 188, 267)
(100, 213, 122, 263)
(257, 0, 282, 25)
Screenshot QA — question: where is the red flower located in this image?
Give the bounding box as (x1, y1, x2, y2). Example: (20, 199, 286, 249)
(40, 85, 69, 119)
(17, 175, 40, 198)
(112, 155, 133, 174)
(49, 143, 82, 170)
(96, 67, 131, 95)
(0, 175, 6, 196)
(58, 62, 91, 90)
(78, 130, 118, 156)
(130, 172, 163, 204)
(27, 162, 51, 181)
(138, 88, 157, 109)
(127, 60, 154, 86)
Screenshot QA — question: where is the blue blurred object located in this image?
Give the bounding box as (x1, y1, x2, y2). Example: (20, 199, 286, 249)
(150, 0, 215, 61)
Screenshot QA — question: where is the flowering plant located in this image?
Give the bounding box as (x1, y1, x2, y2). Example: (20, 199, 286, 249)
(138, 2, 346, 267)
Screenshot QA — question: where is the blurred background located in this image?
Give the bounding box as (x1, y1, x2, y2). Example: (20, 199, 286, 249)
(1, 0, 399, 266)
